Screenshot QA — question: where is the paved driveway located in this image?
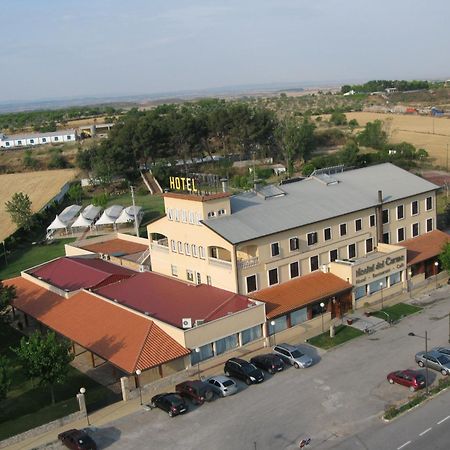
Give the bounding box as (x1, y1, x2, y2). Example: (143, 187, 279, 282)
(55, 287, 450, 450)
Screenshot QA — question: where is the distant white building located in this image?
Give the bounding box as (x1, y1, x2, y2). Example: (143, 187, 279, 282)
(0, 129, 77, 149)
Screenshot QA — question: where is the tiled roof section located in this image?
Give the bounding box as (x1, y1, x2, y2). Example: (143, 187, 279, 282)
(5, 277, 189, 373)
(163, 192, 231, 202)
(81, 239, 149, 256)
(251, 272, 352, 319)
(398, 230, 450, 265)
(95, 272, 254, 328)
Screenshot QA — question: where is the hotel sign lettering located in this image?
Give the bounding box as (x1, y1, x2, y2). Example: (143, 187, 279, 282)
(169, 176, 198, 193)
(355, 255, 405, 284)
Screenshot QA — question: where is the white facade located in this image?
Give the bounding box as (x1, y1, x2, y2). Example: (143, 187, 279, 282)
(0, 129, 77, 149)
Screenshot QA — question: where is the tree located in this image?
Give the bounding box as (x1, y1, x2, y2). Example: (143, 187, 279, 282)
(67, 183, 83, 203)
(23, 150, 38, 169)
(0, 281, 16, 322)
(348, 119, 359, 132)
(0, 355, 11, 401)
(5, 192, 33, 231)
(329, 111, 347, 126)
(13, 331, 74, 404)
(338, 140, 360, 167)
(439, 243, 450, 274)
(357, 120, 387, 150)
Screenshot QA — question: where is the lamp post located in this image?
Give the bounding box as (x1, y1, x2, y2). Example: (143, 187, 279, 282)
(135, 369, 143, 405)
(408, 270, 413, 298)
(434, 261, 439, 289)
(320, 302, 325, 333)
(195, 347, 201, 380)
(379, 281, 384, 309)
(79, 387, 90, 425)
(270, 320, 276, 346)
(408, 331, 430, 396)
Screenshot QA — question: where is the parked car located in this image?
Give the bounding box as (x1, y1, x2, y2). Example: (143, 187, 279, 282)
(224, 357, 264, 385)
(433, 346, 450, 357)
(150, 393, 188, 417)
(415, 350, 450, 376)
(58, 429, 97, 450)
(175, 380, 214, 404)
(387, 369, 426, 391)
(273, 343, 313, 369)
(206, 375, 238, 397)
(250, 353, 285, 374)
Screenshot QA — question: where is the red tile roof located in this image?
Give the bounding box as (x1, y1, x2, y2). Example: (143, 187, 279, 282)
(81, 239, 148, 256)
(398, 230, 450, 265)
(251, 272, 352, 319)
(5, 277, 189, 373)
(95, 272, 254, 328)
(163, 192, 231, 202)
(29, 257, 136, 291)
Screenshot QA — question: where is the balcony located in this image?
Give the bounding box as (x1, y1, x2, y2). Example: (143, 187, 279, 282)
(150, 242, 169, 253)
(237, 257, 259, 270)
(208, 257, 232, 268)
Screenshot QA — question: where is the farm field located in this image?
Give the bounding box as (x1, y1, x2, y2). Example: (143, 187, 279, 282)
(346, 112, 450, 167)
(0, 169, 77, 241)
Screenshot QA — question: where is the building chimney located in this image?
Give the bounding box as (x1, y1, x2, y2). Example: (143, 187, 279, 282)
(376, 190, 383, 244)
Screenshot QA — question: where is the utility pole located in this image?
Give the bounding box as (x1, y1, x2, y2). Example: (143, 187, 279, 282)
(447, 143, 449, 173)
(130, 185, 139, 237)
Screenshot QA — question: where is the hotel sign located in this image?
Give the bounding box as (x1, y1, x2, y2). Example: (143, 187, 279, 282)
(355, 254, 405, 284)
(169, 176, 198, 193)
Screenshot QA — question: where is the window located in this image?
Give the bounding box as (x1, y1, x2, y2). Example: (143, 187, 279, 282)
(366, 238, 373, 253)
(199, 246, 205, 259)
(426, 218, 433, 232)
(426, 196, 433, 211)
(241, 325, 262, 345)
(307, 232, 318, 246)
(67, 135, 71, 140)
(389, 272, 401, 286)
(5, 142, 9, 146)
(382, 232, 390, 244)
(355, 219, 362, 232)
(348, 243, 356, 259)
(412, 223, 419, 237)
(206, 275, 212, 285)
(171, 265, 178, 277)
(42, 138, 47, 143)
(167, 209, 173, 220)
(170, 240, 176, 252)
(195, 212, 201, 225)
(54, 136, 59, 141)
(190, 343, 214, 364)
(181, 209, 187, 223)
(210, 247, 218, 259)
(207, 211, 216, 218)
(186, 270, 194, 282)
(184, 243, 191, 255)
(246, 275, 257, 293)
(397, 227, 405, 242)
(290, 261, 299, 278)
(30, 139, 34, 144)
(290, 308, 307, 326)
(189, 211, 195, 224)
(355, 285, 366, 300)
(218, 209, 226, 216)
(215, 334, 238, 355)
(177, 241, 183, 253)
(324, 227, 332, 241)
(174, 209, 180, 222)
(271, 242, 280, 257)
(369, 214, 376, 227)
(192, 244, 198, 257)
(196, 272, 201, 284)
(268, 317, 288, 335)
(268, 268, 279, 286)
(382, 209, 389, 224)
(310, 255, 319, 272)
(289, 237, 299, 251)
(339, 223, 347, 237)
(397, 205, 404, 220)
(330, 249, 338, 262)
(411, 200, 419, 215)
(17, 140, 22, 145)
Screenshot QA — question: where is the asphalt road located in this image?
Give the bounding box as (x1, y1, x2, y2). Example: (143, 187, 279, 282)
(50, 286, 450, 450)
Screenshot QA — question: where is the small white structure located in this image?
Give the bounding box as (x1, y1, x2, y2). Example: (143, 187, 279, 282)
(270, 164, 287, 176)
(0, 129, 77, 149)
(71, 204, 102, 230)
(46, 204, 82, 238)
(343, 89, 356, 96)
(115, 206, 143, 227)
(95, 205, 124, 229)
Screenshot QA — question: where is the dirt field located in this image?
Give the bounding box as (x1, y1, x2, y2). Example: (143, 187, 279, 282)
(346, 112, 450, 167)
(0, 169, 77, 241)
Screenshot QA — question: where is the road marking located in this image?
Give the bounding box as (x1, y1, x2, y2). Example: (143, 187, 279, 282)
(419, 427, 432, 436)
(437, 415, 450, 425)
(397, 441, 411, 449)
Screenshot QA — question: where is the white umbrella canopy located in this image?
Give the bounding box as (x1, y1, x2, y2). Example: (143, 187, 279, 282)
(115, 206, 143, 224)
(95, 205, 124, 226)
(47, 205, 82, 230)
(71, 204, 102, 229)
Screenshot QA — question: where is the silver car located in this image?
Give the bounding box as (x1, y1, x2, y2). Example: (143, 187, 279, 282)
(273, 343, 313, 369)
(433, 346, 450, 357)
(206, 375, 238, 397)
(415, 350, 450, 376)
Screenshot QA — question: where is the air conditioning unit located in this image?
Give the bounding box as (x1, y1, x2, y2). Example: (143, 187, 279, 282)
(194, 319, 205, 327)
(182, 318, 192, 329)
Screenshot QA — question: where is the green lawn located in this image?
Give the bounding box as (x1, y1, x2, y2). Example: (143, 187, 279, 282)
(308, 325, 364, 350)
(371, 303, 422, 323)
(0, 323, 118, 441)
(0, 238, 75, 281)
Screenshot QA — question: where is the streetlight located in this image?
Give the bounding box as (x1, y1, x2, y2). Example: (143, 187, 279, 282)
(195, 347, 201, 380)
(379, 281, 384, 309)
(270, 320, 276, 346)
(408, 270, 413, 298)
(320, 302, 325, 333)
(79, 387, 90, 425)
(135, 369, 143, 405)
(434, 261, 439, 290)
(408, 331, 430, 396)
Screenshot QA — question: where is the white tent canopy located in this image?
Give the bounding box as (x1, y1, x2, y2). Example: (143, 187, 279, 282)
(47, 205, 82, 231)
(115, 206, 143, 225)
(95, 205, 124, 226)
(71, 204, 102, 229)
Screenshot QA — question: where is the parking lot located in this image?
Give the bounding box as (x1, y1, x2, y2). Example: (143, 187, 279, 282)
(50, 287, 450, 450)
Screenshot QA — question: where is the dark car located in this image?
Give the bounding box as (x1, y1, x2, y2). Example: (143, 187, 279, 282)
(58, 429, 97, 450)
(250, 353, 285, 374)
(224, 357, 264, 385)
(175, 380, 214, 404)
(387, 369, 426, 391)
(150, 393, 188, 417)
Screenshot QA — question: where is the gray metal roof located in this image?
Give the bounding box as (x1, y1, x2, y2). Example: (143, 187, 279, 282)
(0, 129, 76, 140)
(203, 163, 439, 244)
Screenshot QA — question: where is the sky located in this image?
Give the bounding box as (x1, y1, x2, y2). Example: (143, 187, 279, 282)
(1, 0, 450, 103)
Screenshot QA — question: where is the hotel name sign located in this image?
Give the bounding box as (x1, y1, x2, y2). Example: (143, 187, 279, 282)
(355, 254, 405, 284)
(169, 176, 198, 193)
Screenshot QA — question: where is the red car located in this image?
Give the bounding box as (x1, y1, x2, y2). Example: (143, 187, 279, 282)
(387, 370, 426, 391)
